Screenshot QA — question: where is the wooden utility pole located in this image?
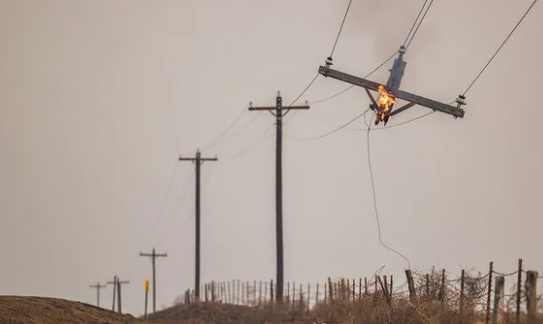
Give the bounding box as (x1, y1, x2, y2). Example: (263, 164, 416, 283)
(140, 248, 167, 312)
(107, 276, 117, 311)
(116, 278, 129, 314)
(248, 91, 309, 302)
(89, 282, 106, 307)
(179, 149, 217, 301)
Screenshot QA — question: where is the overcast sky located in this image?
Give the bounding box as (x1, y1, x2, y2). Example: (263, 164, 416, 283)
(1, 0, 542, 316)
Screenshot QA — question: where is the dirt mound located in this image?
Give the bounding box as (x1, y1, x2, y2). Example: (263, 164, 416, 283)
(0, 296, 163, 324)
(146, 302, 314, 324)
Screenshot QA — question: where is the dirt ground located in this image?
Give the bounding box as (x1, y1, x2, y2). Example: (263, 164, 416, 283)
(0, 296, 318, 324)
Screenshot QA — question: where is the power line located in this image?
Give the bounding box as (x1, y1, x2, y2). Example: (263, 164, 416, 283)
(403, 0, 430, 47)
(221, 123, 275, 161)
(201, 106, 247, 151)
(366, 125, 411, 269)
(405, 0, 436, 51)
(308, 51, 397, 105)
(293, 109, 369, 140)
(329, 0, 354, 58)
(462, 0, 538, 95)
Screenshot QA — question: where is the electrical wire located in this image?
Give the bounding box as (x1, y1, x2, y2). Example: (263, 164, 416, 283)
(294, 109, 370, 140)
(150, 163, 181, 232)
(405, 0, 436, 51)
(366, 124, 412, 270)
(222, 123, 275, 161)
(309, 51, 397, 105)
(403, 0, 429, 47)
(462, 0, 538, 96)
(201, 106, 247, 151)
(329, 0, 354, 58)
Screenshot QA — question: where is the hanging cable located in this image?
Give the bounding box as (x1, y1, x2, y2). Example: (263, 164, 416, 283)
(405, 0, 436, 51)
(201, 106, 247, 151)
(462, 0, 538, 96)
(309, 51, 397, 105)
(366, 123, 411, 269)
(329, 0, 354, 59)
(403, 0, 430, 47)
(294, 109, 369, 140)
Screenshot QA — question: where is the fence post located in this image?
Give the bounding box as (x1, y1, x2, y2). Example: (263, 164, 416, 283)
(492, 276, 504, 324)
(364, 277, 368, 295)
(525, 270, 538, 324)
(307, 283, 310, 315)
(460, 269, 465, 324)
(346, 279, 350, 301)
(485, 262, 494, 324)
(270, 279, 274, 307)
(516, 259, 523, 324)
(406, 269, 416, 300)
(316, 283, 319, 307)
(294, 282, 297, 309)
(426, 273, 430, 296)
(327, 278, 333, 303)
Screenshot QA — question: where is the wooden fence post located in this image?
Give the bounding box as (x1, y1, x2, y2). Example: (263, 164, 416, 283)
(525, 270, 538, 324)
(307, 283, 310, 314)
(270, 280, 274, 307)
(364, 277, 368, 295)
(426, 273, 430, 297)
(324, 282, 330, 305)
(516, 259, 523, 324)
(327, 278, 333, 303)
(485, 261, 494, 324)
(492, 276, 504, 324)
(406, 269, 416, 300)
(460, 269, 465, 324)
(316, 283, 319, 307)
(346, 279, 350, 301)
(352, 279, 355, 300)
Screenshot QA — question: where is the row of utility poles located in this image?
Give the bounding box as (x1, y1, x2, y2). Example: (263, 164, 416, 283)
(90, 90, 309, 311)
(88, 248, 167, 314)
(178, 91, 309, 303)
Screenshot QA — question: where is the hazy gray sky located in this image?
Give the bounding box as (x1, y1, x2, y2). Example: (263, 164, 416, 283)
(1, 0, 542, 316)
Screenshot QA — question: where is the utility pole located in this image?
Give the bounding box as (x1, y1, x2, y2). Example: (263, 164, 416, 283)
(248, 91, 310, 302)
(116, 278, 129, 314)
(140, 248, 167, 312)
(179, 149, 218, 301)
(89, 282, 106, 307)
(107, 276, 117, 311)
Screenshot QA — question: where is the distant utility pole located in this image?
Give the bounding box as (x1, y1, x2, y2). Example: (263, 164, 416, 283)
(248, 91, 310, 302)
(107, 276, 117, 311)
(140, 248, 167, 313)
(116, 278, 129, 314)
(89, 282, 107, 307)
(179, 149, 218, 301)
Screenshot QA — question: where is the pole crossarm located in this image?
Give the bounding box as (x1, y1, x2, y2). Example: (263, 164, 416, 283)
(318, 65, 465, 118)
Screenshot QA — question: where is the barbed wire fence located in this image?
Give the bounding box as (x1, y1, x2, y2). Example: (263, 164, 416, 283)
(174, 259, 539, 323)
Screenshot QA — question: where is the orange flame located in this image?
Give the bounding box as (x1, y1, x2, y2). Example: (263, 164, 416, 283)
(378, 85, 395, 112)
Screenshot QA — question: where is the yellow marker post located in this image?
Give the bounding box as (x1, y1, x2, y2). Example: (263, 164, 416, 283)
(144, 279, 149, 319)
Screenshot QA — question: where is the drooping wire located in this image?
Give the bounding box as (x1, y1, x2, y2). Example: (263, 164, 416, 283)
(308, 51, 397, 105)
(201, 106, 247, 151)
(294, 109, 370, 140)
(462, 0, 538, 96)
(403, 0, 430, 47)
(329, 0, 354, 58)
(405, 0, 436, 51)
(366, 117, 412, 269)
(221, 123, 275, 161)
(370, 111, 435, 131)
